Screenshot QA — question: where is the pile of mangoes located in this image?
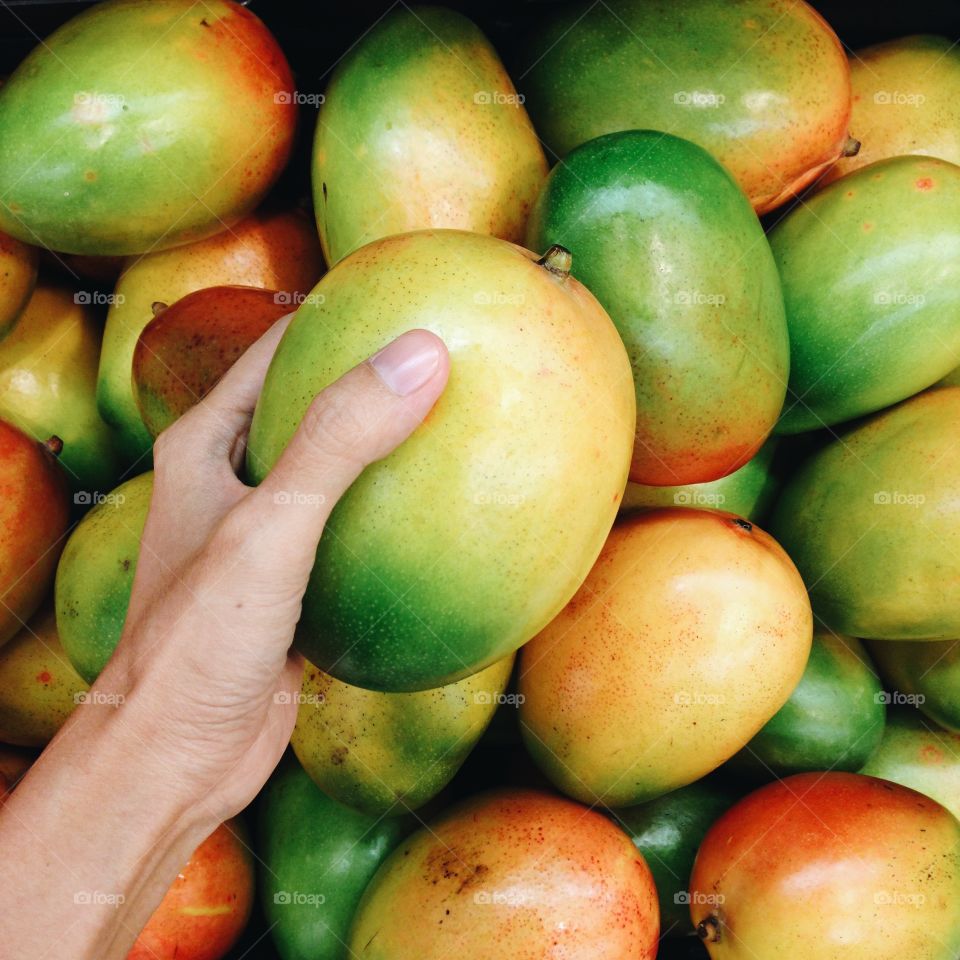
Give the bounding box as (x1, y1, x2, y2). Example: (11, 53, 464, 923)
(0, 0, 958, 957)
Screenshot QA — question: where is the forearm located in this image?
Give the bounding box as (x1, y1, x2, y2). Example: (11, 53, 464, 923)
(0, 671, 219, 958)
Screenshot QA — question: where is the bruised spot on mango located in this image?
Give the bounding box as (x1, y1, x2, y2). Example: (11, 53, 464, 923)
(916, 177, 935, 191)
(862, 221, 874, 232)
(920, 743, 945, 763)
(84, 170, 97, 182)
(36, 670, 52, 684)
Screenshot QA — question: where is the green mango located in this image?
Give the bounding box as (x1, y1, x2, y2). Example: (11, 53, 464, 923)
(0, 283, 120, 493)
(860, 709, 960, 822)
(0, 0, 295, 255)
(246, 229, 634, 693)
(258, 758, 414, 960)
(770, 387, 960, 639)
(291, 654, 515, 817)
(55, 472, 152, 683)
(771, 156, 960, 433)
(621, 439, 780, 522)
(314, 6, 546, 266)
(611, 778, 740, 936)
(526, 130, 787, 487)
(867, 638, 960, 733)
(520, 0, 851, 214)
(729, 633, 885, 777)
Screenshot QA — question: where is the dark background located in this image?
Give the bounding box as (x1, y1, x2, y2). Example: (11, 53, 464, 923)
(1, 1, 957, 958)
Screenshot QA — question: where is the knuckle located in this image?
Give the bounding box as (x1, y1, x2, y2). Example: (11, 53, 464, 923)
(298, 390, 368, 466)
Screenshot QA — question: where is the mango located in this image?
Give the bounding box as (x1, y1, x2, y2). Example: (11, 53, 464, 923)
(867, 637, 960, 732)
(690, 773, 960, 959)
(613, 778, 741, 936)
(0, 420, 70, 647)
(771, 387, 960, 639)
(772, 156, 960, 432)
(314, 6, 546, 266)
(527, 130, 788, 485)
(823, 35, 960, 186)
(348, 789, 659, 959)
(0, 606, 86, 747)
(55, 472, 152, 683)
(521, 0, 851, 213)
(0, 0, 295, 255)
(518, 509, 812, 806)
(0, 283, 120, 493)
(622, 439, 781, 520)
(0, 232, 37, 339)
(98, 208, 322, 462)
(729, 632, 884, 777)
(259, 758, 414, 960)
(247, 230, 634, 692)
(291, 654, 514, 817)
(130, 819, 253, 960)
(860, 710, 960, 822)
(134, 285, 289, 437)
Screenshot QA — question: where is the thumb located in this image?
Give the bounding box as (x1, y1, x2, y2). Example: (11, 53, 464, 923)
(232, 328, 449, 581)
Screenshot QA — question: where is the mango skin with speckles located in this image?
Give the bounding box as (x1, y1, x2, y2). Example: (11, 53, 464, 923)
(689, 773, 960, 960)
(822, 35, 960, 186)
(771, 388, 960, 640)
(518, 509, 813, 807)
(98, 208, 323, 463)
(0, 232, 37, 340)
(527, 131, 788, 486)
(247, 229, 635, 693)
(349, 789, 660, 960)
(314, 7, 547, 267)
(291, 653, 514, 817)
(55, 472, 152, 684)
(520, 0, 851, 214)
(772, 156, 960, 433)
(0, 0, 295, 255)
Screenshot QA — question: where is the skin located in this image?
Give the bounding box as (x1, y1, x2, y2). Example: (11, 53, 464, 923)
(730, 632, 885, 776)
(247, 230, 635, 692)
(0, 231, 37, 339)
(867, 637, 960, 733)
(55, 472, 153, 685)
(98, 207, 323, 462)
(0, 606, 87, 747)
(860, 709, 960, 822)
(349, 789, 660, 960)
(689, 773, 960, 959)
(258, 758, 415, 960)
(612, 779, 741, 936)
(771, 156, 960, 433)
(0, 282, 120, 492)
(519, 0, 851, 213)
(0, 745, 33, 806)
(0, 0, 295, 255)
(134, 285, 290, 437)
(526, 130, 788, 486)
(621, 438, 780, 521)
(128, 819, 253, 960)
(518, 509, 813, 806)
(291, 653, 514, 816)
(0, 420, 70, 647)
(315, 6, 547, 266)
(822, 35, 960, 185)
(771, 387, 960, 639)
(0, 322, 451, 957)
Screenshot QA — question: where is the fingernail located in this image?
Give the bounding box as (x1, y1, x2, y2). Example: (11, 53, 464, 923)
(370, 330, 441, 396)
